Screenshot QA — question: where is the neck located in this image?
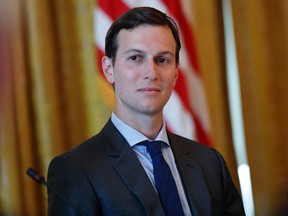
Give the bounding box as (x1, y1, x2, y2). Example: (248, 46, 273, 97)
(114, 111, 163, 140)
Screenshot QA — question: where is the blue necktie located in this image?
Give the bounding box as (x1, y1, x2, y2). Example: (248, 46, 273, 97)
(142, 140, 184, 216)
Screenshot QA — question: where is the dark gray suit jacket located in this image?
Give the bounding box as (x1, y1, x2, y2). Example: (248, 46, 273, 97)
(47, 119, 245, 216)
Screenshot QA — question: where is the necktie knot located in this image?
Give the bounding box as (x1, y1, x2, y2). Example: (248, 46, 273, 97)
(141, 140, 163, 157)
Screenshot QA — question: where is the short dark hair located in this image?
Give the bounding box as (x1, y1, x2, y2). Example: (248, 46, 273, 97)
(105, 7, 181, 65)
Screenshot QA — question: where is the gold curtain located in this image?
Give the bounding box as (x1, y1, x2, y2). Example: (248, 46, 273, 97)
(232, 0, 288, 214)
(0, 0, 287, 215)
(193, 0, 288, 215)
(0, 0, 112, 215)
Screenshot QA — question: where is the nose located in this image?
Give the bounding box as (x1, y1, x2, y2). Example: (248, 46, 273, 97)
(144, 59, 157, 80)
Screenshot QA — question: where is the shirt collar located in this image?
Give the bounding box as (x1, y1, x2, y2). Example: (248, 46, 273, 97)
(111, 112, 170, 147)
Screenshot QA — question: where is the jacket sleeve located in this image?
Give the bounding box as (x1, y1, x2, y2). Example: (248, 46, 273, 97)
(47, 156, 102, 216)
(213, 149, 246, 216)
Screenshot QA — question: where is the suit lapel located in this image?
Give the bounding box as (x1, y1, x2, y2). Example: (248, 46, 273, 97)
(101, 120, 214, 215)
(102, 120, 165, 215)
(168, 133, 212, 216)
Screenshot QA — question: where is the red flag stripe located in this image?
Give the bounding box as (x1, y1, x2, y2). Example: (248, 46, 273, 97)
(162, 0, 210, 143)
(162, 0, 200, 74)
(174, 69, 193, 113)
(173, 72, 211, 145)
(193, 112, 211, 145)
(98, 0, 129, 20)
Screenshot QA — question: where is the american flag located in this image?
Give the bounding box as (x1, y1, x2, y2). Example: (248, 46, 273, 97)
(94, 0, 211, 146)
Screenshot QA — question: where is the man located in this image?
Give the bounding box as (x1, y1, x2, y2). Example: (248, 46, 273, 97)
(47, 7, 245, 216)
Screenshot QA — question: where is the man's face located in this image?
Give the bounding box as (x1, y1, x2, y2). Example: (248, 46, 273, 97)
(102, 25, 178, 118)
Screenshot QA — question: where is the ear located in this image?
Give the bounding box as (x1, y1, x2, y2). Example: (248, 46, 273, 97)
(102, 56, 115, 84)
(173, 63, 179, 87)
(175, 63, 179, 79)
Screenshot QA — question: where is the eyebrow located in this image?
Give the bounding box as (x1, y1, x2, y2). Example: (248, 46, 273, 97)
(123, 49, 144, 55)
(124, 49, 175, 57)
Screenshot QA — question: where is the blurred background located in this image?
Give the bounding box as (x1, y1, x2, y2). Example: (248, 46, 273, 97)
(0, 0, 287, 215)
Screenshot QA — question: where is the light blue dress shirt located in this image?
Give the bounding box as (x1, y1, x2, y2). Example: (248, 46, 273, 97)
(111, 113, 192, 216)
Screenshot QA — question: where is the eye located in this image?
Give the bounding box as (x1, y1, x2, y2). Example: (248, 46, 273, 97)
(157, 57, 169, 64)
(130, 55, 138, 61)
(159, 57, 166, 63)
(129, 55, 142, 62)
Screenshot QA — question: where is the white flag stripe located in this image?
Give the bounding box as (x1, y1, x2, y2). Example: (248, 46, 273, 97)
(179, 47, 211, 131)
(164, 91, 195, 139)
(94, 8, 112, 52)
(185, 69, 211, 132)
(179, 0, 195, 23)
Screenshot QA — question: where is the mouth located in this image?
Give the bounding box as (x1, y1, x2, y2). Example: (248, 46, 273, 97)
(137, 87, 161, 96)
(138, 87, 161, 92)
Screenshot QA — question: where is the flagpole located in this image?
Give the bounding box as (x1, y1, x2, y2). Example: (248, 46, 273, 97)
(221, 0, 254, 215)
